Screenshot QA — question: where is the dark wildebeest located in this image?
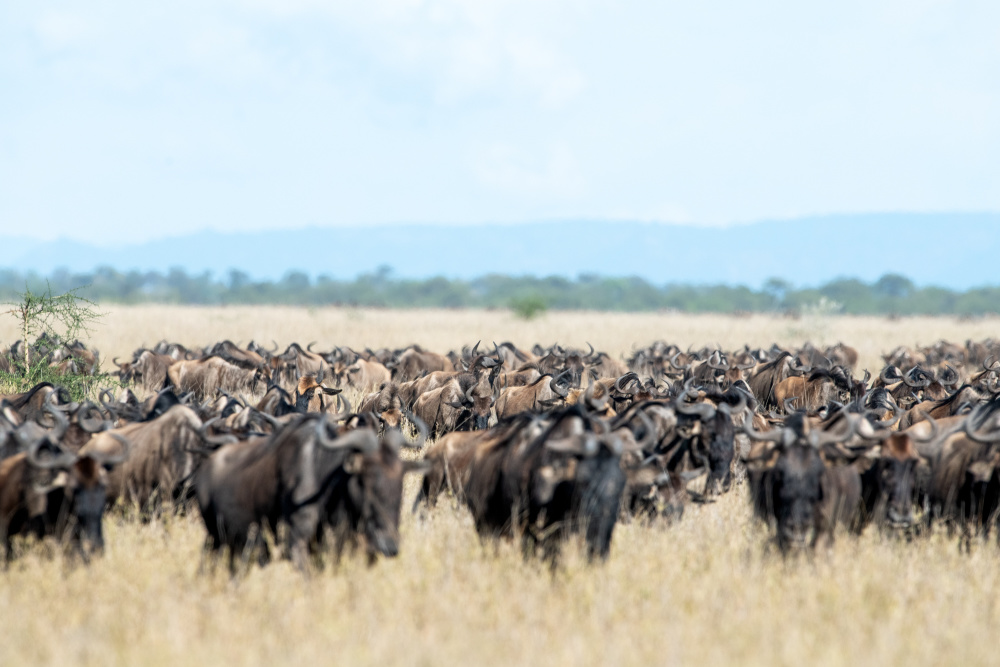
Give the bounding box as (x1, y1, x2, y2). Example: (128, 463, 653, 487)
(463, 405, 626, 563)
(926, 400, 1000, 549)
(742, 412, 860, 554)
(0, 408, 128, 561)
(195, 413, 425, 573)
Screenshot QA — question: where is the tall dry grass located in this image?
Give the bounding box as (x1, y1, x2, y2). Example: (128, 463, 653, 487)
(2, 307, 1000, 666)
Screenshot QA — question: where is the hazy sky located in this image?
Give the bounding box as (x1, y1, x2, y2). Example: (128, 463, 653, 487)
(2, 1, 998, 243)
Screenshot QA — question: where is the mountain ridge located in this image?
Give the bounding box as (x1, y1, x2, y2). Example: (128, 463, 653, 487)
(4, 213, 998, 289)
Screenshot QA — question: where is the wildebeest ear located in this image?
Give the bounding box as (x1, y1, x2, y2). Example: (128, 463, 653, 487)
(321, 387, 342, 395)
(403, 460, 431, 475)
(343, 452, 365, 474)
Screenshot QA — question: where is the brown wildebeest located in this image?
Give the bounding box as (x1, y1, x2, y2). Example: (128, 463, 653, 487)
(494, 373, 570, 419)
(167, 356, 270, 400)
(391, 345, 453, 382)
(80, 404, 220, 512)
(899, 384, 984, 430)
(357, 383, 405, 430)
(774, 368, 851, 413)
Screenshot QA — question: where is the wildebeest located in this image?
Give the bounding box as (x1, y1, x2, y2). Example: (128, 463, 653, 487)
(463, 405, 626, 563)
(195, 413, 426, 573)
(743, 411, 860, 553)
(0, 408, 128, 561)
(80, 404, 215, 512)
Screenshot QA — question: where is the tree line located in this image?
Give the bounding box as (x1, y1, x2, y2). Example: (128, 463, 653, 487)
(0, 266, 996, 316)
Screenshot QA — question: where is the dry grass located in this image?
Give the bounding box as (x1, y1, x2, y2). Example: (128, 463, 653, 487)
(3, 306, 1000, 667)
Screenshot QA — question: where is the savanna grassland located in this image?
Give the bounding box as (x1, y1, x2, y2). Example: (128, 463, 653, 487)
(2, 306, 1000, 667)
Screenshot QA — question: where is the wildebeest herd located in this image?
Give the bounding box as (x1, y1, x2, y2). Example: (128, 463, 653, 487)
(3, 336, 1000, 572)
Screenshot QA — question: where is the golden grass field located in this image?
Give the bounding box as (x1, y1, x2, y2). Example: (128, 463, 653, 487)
(3, 306, 1000, 667)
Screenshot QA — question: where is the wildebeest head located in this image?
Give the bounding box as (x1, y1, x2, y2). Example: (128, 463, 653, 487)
(447, 382, 495, 431)
(743, 411, 854, 553)
(294, 374, 342, 413)
(320, 423, 427, 560)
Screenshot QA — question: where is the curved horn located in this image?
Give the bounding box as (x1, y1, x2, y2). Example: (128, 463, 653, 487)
(314, 417, 378, 452)
(27, 437, 76, 469)
(198, 417, 238, 446)
(742, 412, 786, 443)
(880, 366, 902, 385)
(77, 401, 113, 433)
(631, 408, 658, 450)
(963, 414, 1000, 444)
(328, 394, 353, 422)
(782, 397, 800, 413)
(808, 417, 855, 447)
(668, 351, 688, 371)
(903, 366, 930, 388)
(43, 404, 69, 442)
(402, 410, 428, 449)
(548, 375, 569, 399)
(614, 372, 640, 394)
(674, 393, 716, 421)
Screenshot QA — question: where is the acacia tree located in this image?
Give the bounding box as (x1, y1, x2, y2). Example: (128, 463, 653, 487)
(4, 283, 102, 366)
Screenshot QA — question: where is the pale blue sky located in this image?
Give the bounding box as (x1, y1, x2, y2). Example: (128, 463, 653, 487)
(1, 1, 998, 244)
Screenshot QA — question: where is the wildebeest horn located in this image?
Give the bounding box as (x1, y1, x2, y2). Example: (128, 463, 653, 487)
(549, 373, 570, 399)
(545, 432, 598, 457)
(198, 417, 238, 446)
(707, 351, 728, 371)
(984, 355, 1000, 372)
(27, 437, 77, 469)
(668, 351, 688, 371)
(880, 366, 902, 385)
(963, 414, 1000, 444)
(808, 417, 855, 447)
(939, 365, 959, 386)
(782, 397, 799, 413)
(77, 401, 113, 433)
(674, 393, 716, 420)
(742, 412, 788, 444)
(470, 340, 481, 358)
(902, 366, 930, 388)
(307, 342, 318, 353)
(631, 408, 658, 450)
(113, 356, 123, 367)
(315, 417, 378, 452)
(328, 394, 353, 422)
(42, 403, 70, 442)
(402, 410, 428, 449)
(614, 372, 640, 394)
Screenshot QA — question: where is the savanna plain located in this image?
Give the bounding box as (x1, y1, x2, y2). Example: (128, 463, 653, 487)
(2, 306, 1000, 667)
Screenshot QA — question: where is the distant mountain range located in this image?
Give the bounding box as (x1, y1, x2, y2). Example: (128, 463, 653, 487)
(3, 213, 998, 288)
